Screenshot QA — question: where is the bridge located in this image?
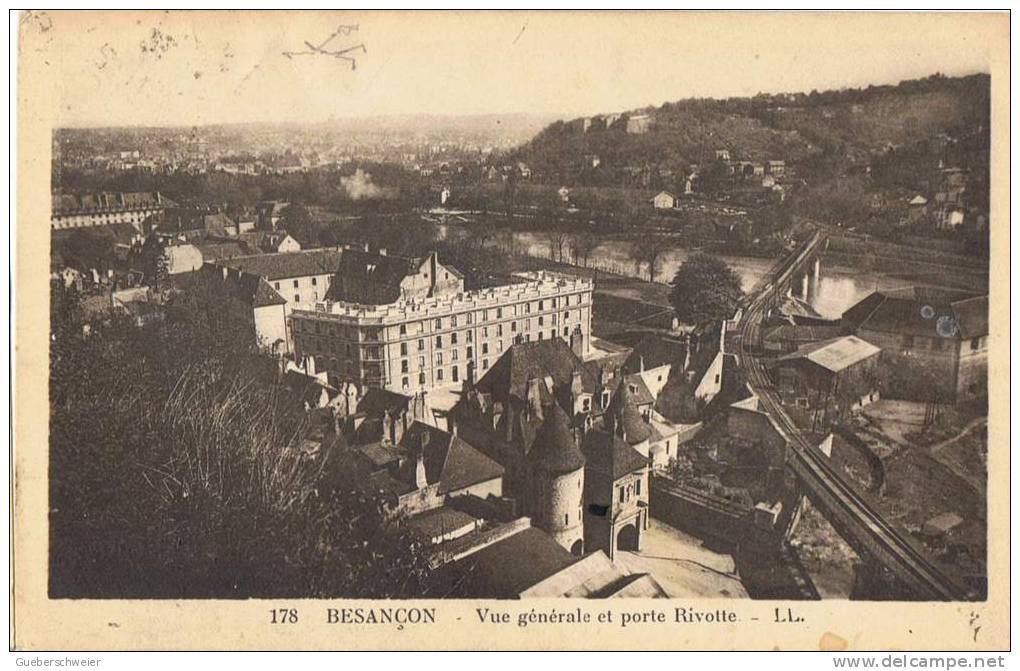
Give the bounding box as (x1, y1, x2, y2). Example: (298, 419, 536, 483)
(734, 231, 968, 601)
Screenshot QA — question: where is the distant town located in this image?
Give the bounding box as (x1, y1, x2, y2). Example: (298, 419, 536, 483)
(49, 72, 989, 601)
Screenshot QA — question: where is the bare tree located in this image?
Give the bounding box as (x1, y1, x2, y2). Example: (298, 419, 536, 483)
(466, 221, 496, 253)
(632, 236, 666, 282)
(569, 233, 598, 268)
(546, 229, 570, 263)
(496, 229, 519, 257)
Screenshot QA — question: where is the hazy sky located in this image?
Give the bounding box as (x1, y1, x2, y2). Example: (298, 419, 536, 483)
(20, 10, 1000, 128)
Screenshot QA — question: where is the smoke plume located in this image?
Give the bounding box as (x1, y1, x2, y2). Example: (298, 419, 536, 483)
(340, 168, 396, 200)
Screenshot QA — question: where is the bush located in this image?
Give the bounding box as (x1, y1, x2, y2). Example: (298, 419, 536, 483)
(48, 280, 432, 598)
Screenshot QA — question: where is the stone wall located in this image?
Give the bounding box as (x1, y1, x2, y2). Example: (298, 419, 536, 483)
(649, 474, 751, 542)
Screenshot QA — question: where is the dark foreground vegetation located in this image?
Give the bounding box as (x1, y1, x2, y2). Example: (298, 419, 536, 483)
(48, 280, 433, 598)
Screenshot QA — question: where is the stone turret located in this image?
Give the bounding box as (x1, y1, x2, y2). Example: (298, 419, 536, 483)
(527, 403, 586, 555)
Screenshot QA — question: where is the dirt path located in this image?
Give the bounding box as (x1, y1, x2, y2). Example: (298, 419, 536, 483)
(928, 416, 988, 493)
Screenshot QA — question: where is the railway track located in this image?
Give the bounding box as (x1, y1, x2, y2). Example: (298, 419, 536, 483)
(735, 232, 968, 601)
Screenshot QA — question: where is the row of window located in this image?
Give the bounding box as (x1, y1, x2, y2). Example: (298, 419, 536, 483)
(295, 308, 582, 344)
(618, 478, 643, 504)
(900, 334, 986, 352)
(273, 276, 325, 291)
(300, 322, 581, 365)
(396, 294, 587, 336)
(401, 362, 479, 390)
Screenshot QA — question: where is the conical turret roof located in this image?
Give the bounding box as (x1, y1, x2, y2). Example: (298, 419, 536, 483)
(605, 382, 652, 445)
(529, 402, 585, 474)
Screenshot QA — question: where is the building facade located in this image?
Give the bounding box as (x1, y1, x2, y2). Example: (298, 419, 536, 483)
(51, 191, 170, 230)
(841, 288, 988, 401)
(207, 248, 345, 353)
(290, 268, 594, 393)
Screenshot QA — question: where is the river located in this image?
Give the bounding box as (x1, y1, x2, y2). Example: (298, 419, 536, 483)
(508, 232, 987, 320)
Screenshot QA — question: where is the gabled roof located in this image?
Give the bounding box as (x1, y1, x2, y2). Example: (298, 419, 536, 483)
(621, 374, 655, 407)
(282, 370, 334, 405)
(237, 231, 297, 253)
(153, 209, 235, 237)
(476, 339, 597, 402)
(450, 526, 579, 598)
(201, 264, 287, 308)
(195, 241, 249, 261)
(764, 323, 843, 344)
(216, 248, 343, 281)
(357, 387, 412, 418)
(951, 295, 989, 340)
(777, 335, 881, 374)
(842, 287, 987, 340)
(622, 333, 688, 373)
(328, 249, 428, 304)
(398, 422, 505, 494)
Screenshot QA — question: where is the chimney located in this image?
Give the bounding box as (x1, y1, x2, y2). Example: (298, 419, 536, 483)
(638, 355, 645, 373)
(569, 325, 584, 357)
(414, 431, 430, 489)
(526, 377, 544, 420)
(570, 369, 584, 413)
(571, 369, 584, 396)
(363, 242, 370, 253)
(414, 452, 427, 490)
(382, 409, 393, 444)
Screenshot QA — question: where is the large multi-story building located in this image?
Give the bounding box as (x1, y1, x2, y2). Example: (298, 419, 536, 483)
(206, 248, 345, 353)
(289, 251, 594, 394)
(51, 191, 171, 230)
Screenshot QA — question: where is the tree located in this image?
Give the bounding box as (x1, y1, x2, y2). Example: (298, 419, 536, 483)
(279, 203, 314, 245)
(669, 253, 744, 325)
(544, 229, 570, 263)
(568, 233, 598, 268)
(502, 170, 518, 216)
(59, 229, 115, 274)
(48, 278, 434, 598)
(496, 229, 520, 257)
(632, 236, 667, 282)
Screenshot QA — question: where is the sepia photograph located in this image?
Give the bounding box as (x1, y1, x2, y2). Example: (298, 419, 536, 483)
(11, 8, 1010, 652)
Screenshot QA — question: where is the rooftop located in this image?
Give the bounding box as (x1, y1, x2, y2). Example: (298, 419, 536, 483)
(477, 338, 598, 402)
(842, 287, 988, 340)
(529, 403, 586, 475)
(448, 526, 580, 598)
(214, 248, 344, 281)
(778, 335, 881, 374)
(52, 191, 171, 214)
(398, 422, 505, 494)
(582, 429, 649, 479)
(292, 270, 593, 326)
(622, 333, 688, 374)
